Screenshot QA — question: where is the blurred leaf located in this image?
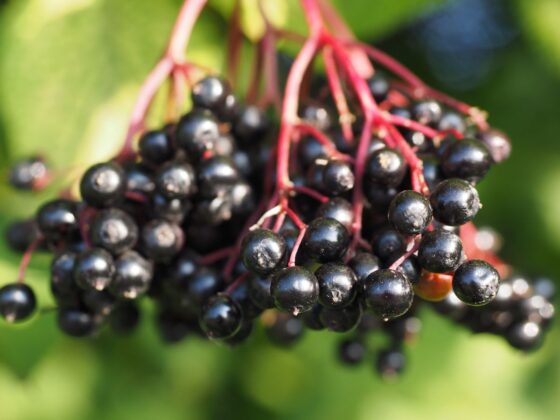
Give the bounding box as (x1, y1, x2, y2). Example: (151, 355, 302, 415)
(330, 0, 446, 39)
(210, 0, 446, 41)
(515, 0, 560, 76)
(0, 0, 225, 169)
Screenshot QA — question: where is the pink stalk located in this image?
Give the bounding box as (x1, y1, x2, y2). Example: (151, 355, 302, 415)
(17, 236, 44, 283)
(275, 36, 321, 193)
(316, 0, 373, 78)
(117, 0, 208, 161)
(389, 235, 422, 270)
(322, 46, 354, 142)
(291, 185, 329, 203)
(295, 123, 353, 162)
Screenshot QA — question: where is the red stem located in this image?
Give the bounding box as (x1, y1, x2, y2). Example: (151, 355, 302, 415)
(322, 46, 354, 143)
(116, 0, 208, 161)
(389, 235, 422, 270)
(17, 236, 44, 283)
(226, 0, 243, 86)
(295, 123, 353, 162)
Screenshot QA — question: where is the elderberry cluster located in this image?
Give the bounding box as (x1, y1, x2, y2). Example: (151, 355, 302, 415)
(1, 72, 555, 379)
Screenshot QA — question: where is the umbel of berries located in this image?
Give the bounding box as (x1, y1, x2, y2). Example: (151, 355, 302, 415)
(1, 0, 556, 380)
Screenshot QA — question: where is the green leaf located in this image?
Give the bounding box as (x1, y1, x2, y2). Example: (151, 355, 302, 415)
(0, 0, 225, 169)
(210, 0, 446, 41)
(330, 0, 446, 39)
(515, 0, 560, 76)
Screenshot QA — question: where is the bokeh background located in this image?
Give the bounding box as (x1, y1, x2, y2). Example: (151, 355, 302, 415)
(0, 0, 559, 419)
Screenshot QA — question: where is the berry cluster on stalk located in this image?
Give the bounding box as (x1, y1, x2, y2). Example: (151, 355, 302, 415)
(0, 0, 555, 378)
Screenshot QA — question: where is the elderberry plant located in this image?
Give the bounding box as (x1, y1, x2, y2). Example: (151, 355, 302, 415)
(1, 0, 555, 379)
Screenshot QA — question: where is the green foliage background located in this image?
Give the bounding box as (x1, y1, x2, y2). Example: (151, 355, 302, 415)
(0, 0, 559, 419)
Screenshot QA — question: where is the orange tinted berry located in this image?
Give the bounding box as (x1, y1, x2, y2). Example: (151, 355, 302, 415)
(415, 271, 453, 302)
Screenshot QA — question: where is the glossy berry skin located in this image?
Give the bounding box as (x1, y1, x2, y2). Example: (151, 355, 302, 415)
(303, 218, 350, 262)
(80, 162, 126, 207)
(73, 248, 115, 291)
(316, 198, 353, 231)
(50, 251, 79, 294)
(191, 76, 230, 112)
(9, 156, 48, 191)
(176, 268, 224, 314)
(197, 156, 240, 193)
(393, 255, 421, 286)
(90, 208, 139, 255)
(150, 193, 190, 224)
(298, 136, 328, 169)
(412, 100, 442, 126)
(414, 271, 453, 302)
(141, 220, 183, 262)
(233, 105, 269, 145)
(388, 190, 432, 235)
(421, 155, 441, 191)
(315, 263, 357, 308)
(5, 219, 41, 253)
(57, 308, 96, 337)
(0, 283, 36, 322)
(452, 259, 500, 306)
(506, 321, 543, 351)
(248, 274, 274, 310)
(376, 348, 406, 378)
(430, 179, 480, 226)
(175, 109, 220, 159)
(367, 74, 389, 103)
(349, 252, 380, 287)
(155, 162, 197, 200)
(363, 269, 414, 320)
(241, 229, 286, 276)
(322, 159, 355, 195)
(371, 227, 404, 262)
(228, 281, 262, 320)
(438, 111, 466, 134)
(417, 230, 463, 273)
(319, 302, 362, 332)
(199, 294, 243, 340)
(441, 138, 492, 183)
(124, 163, 155, 195)
(271, 266, 319, 315)
(365, 148, 406, 187)
(138, 130, 174, 165)
(479, 129, 511, 163)
(36, 199, 79, 241)
(301, 104, 332, 130)
(109, 251, 153, 299)
(338, 339, 366, 365)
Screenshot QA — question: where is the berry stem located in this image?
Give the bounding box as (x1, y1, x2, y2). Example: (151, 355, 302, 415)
(117, 0, 209, 161)
(17, 236, 44, 283)
(291, 185, 329, 203)
(288, 227, 307, 266)
(322, 46, 355, 142)
(226, 0, 243, 86)
(389, 234, 422, 270)
(199, 246, 236, 265)
(276, 35, 321, 192)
